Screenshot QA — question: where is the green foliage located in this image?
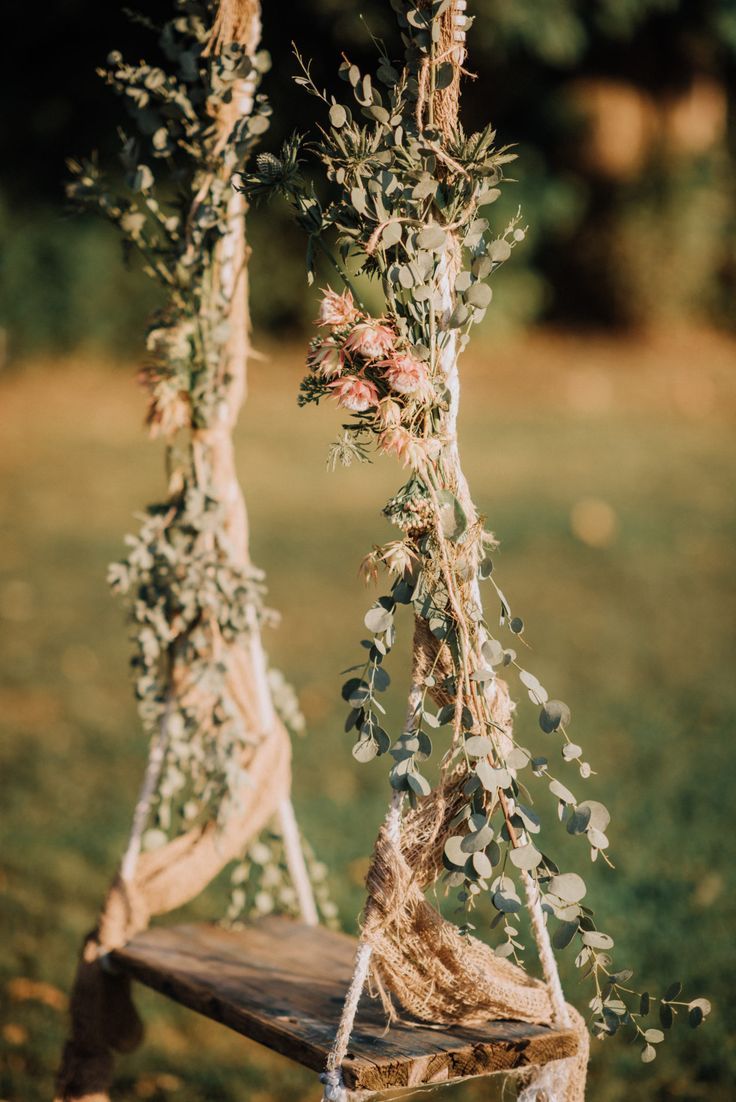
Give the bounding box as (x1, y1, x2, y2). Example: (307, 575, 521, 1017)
(63, 2, 296, 844)
(246, 0, 711, 1061)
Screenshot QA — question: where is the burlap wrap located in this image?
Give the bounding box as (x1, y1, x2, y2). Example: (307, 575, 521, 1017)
(54, 717, 291, 1102)
(360, 618, 589, 1101)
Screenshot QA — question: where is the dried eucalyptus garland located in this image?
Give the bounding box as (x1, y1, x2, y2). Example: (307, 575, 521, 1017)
(243, 0, 709, 1060)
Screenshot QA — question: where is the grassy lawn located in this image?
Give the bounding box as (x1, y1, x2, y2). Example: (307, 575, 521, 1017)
(0, 327, 734, 1101)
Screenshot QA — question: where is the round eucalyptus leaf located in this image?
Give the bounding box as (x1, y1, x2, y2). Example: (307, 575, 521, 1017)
(549, 778, 576, 804)
(329, 103, 347, 128)
(553, 920, 578, 950)
(507, 746, 531, 770)
(472, 256, 493, 279)
(407, 770, 431, 797)
(455, 270, 473, 293)
(641, 1044, 657, 1063)
(398, 264, 415, 289)
(477, 759, 511, 791)
(644, 1029, 665, 1044)
(489, 239, 512, 263)
(581, 930, 614, 950)
(510, 843, 542, 870)
(540, 700, 571, 733)
(461, 824, 494, 853)
(663, 981, 682, 1002)
(372, 665, 391, 692)
(415, 730, 433, 761)
(342, 677, 369, 704)
(482, 638, 504, 666)
(578, 799, 610, 832)
(464, 735, 495, 758)
(493, 890, 522, 914)
(567, 805, 592, 835)
(382, 220, 402, 247)
(352, 737, 378, 763)
(515, 803, 541, 833)
(443, 835, 468, 868)
(549, 872, 587, 903)
(509, 616, 524, 634)
(479, 556, 494, 579)
(660, 1003, 674, 1029)
(466, 282, 492, 308)
(364, 605, 393, 634)
(473, 851, 493, 879)
(587, 827, 609, 850)
(449, 303, 469, 329)
(417, 224, 446, 250)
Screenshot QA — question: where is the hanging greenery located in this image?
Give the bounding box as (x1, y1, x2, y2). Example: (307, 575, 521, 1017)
(242, 0, 710, 1061)
(66, 1, 301, 841)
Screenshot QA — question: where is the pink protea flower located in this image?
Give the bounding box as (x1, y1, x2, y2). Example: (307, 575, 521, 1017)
(307, 339, 345, 379)
(378, 426, 425, 468)
(344, 320, 395, 361)
(317, 286, 359, 328)
(330, 375, 379, 413)
(377, 397, 403, 428)
(381, 352, 430, 397)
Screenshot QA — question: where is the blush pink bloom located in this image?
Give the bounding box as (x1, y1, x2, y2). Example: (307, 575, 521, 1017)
(330, 375, 380, 413)
(317, 286, 359, 328)
(378, 426, 425, 468)
(381, 352, 430, 397)
(377, 396, 403, 428)
(307, 339, 344, 379)
(344, 320, 395, 361)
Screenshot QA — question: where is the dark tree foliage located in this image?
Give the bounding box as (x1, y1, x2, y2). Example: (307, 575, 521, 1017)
(0, 0, 734, 349)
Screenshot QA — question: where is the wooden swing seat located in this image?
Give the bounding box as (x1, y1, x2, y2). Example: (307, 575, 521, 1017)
(111, 917, 579, 1096)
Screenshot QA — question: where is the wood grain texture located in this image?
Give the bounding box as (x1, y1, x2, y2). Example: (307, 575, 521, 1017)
(110, 918, 579, 1093)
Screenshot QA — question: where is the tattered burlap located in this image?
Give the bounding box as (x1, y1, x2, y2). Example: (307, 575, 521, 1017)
(363, 765, 589, 1101)
(55, 716, 291, 1102)
(360, 613, 589, 1100)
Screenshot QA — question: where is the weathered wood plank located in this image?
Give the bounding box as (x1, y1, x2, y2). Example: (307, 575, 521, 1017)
(111, 918, 579, 1093)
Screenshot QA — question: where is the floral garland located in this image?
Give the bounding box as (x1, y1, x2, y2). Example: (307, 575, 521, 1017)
(67, 1, 304, 842)
(243, 0, 710, 1059)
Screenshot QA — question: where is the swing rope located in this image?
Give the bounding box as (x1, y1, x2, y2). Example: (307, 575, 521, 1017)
(317, 4, 587, 1099)
(55, 6, 320, 1099)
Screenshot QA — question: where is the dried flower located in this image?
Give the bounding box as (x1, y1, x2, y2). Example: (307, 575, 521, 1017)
(344, 320, 395, 361)
(378, 540, 418, 577)
(330, 375, 380, 413)
(377, 426, 426, 468)
(381, 352, 430, 397)
(317, 286, 360, 328)
(359, 550, 380, 585)
(377, 397, 403, 428)
(307, 338, 345, 379)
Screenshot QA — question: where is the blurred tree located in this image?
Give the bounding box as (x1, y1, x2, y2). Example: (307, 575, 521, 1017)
(0, 0, 733, 357)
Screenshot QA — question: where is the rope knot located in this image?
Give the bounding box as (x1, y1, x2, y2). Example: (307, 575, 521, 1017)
(319, 1069, 347, 1102)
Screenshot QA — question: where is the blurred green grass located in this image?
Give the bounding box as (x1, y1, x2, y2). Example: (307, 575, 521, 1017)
(0, 327, 735, 1101)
